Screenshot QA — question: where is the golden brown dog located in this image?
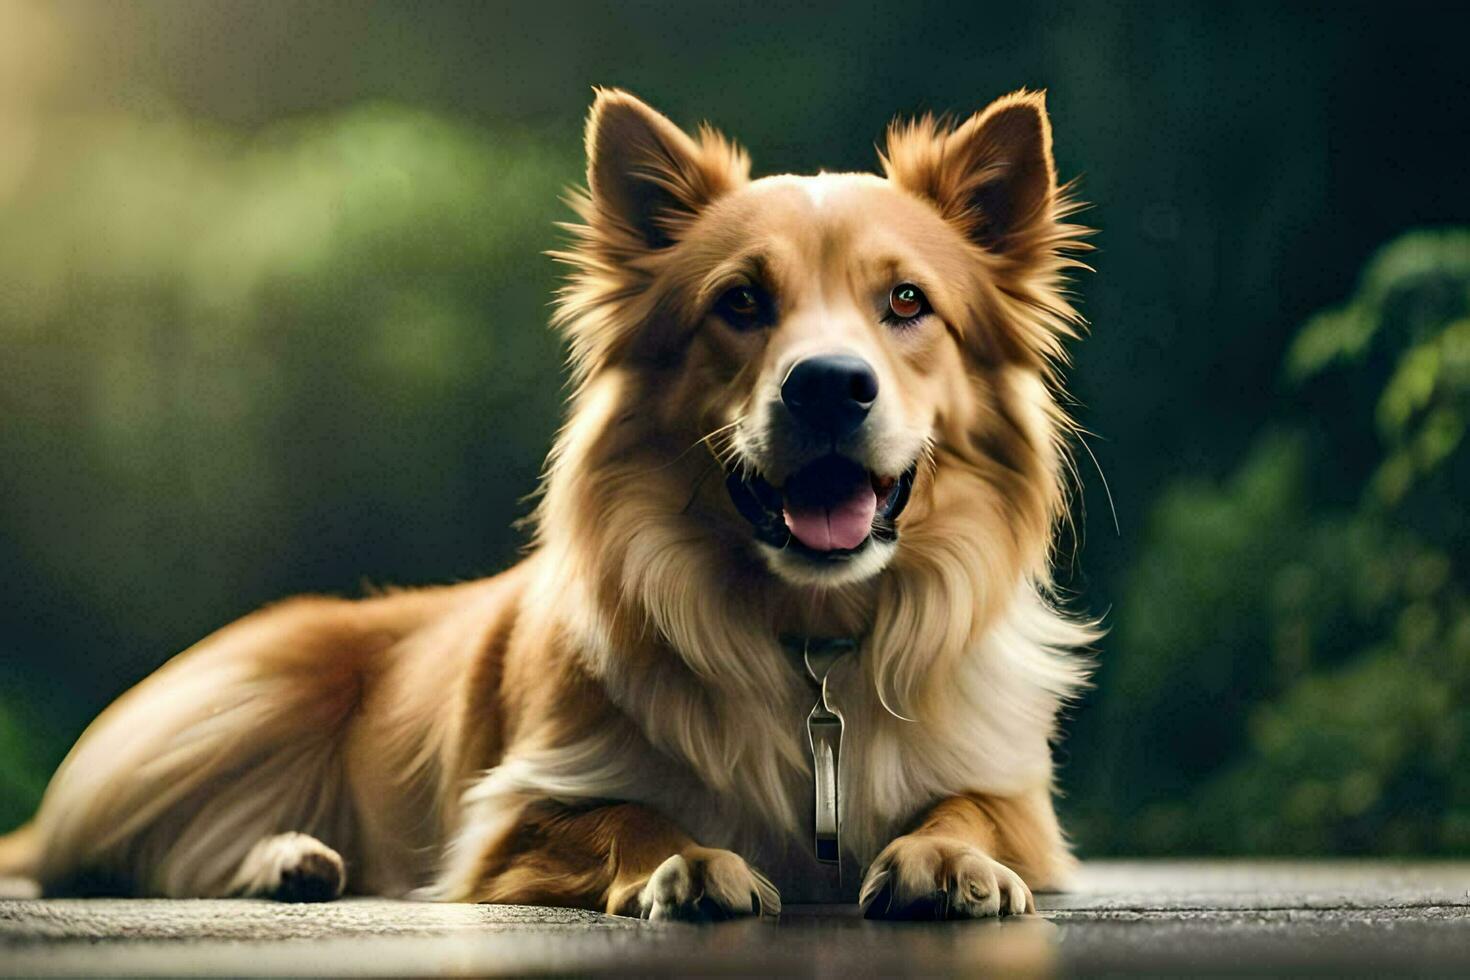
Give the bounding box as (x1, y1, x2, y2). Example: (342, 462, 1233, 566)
(0, 88, 1095, 920)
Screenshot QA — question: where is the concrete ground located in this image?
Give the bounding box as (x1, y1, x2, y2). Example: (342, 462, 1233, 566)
(3, 861, 1469, 976)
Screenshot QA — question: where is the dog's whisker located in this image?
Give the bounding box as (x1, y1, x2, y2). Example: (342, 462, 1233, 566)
(644, 419, 745, 475)
(681, 458, 721, 515)
(1074, 431, 1120, 537)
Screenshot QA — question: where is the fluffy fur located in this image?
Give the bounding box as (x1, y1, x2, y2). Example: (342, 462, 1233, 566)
(0, 88, 1096, 918)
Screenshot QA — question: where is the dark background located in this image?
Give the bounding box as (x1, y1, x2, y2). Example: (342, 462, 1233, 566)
(3, 0, 1468, 854)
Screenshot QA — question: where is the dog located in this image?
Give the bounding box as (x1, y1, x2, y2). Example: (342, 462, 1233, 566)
(0, 88, 1095, 920)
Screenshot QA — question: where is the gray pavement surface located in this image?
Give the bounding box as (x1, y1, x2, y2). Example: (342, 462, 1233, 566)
(3, 861, 1469, 976)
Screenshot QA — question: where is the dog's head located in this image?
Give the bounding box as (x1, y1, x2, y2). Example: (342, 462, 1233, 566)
(551, 90, 1085, 595)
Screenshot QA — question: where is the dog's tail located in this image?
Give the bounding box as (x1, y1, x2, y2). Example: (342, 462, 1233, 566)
(0, 820, 40, 881)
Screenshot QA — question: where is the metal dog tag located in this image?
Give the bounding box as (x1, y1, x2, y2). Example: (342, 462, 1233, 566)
(802, 639, 854, 866)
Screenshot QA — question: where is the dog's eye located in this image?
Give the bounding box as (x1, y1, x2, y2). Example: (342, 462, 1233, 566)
(887, 283, 929, 323)
(715, 285, 768, 329)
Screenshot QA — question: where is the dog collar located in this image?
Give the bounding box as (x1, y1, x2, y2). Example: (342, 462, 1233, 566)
(782, 636, 858, 867)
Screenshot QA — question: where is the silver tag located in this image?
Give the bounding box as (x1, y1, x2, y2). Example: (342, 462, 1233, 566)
(802, 640, 852, 866)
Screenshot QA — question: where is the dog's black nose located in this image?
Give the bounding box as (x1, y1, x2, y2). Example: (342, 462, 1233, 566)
(780, 354, 879, 439)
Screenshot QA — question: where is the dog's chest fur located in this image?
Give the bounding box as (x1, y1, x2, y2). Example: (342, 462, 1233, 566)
(457, 590, 1076, 900)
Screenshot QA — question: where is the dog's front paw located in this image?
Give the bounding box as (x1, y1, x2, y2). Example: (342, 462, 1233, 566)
(636, 847, 780, 922)
(232, 832, 346, 903)
(859, 835, 1034, 920)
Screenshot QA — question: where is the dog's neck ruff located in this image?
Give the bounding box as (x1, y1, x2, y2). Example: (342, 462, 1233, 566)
(782, 635, 859, 867)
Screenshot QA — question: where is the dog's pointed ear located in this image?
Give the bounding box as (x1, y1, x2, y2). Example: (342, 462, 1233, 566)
(882, 91, 1057, 255)
(585, 89, 748, 249)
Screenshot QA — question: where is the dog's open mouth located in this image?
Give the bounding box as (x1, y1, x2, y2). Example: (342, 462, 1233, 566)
(725, 455, 915, 560)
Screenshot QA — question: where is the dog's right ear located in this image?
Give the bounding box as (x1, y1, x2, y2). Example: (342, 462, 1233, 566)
(585, 89, 748, 249)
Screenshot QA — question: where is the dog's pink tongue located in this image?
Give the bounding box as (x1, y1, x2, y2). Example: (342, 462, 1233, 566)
(783, 486, 877, 551)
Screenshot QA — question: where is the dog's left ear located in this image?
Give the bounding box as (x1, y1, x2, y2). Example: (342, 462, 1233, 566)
(585, 89, 748, 249)
(882, 91, 1057, 256)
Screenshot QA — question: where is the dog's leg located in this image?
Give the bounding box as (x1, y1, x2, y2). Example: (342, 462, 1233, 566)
(462, 802, 779, 921)
(228, 832, 346, 903)
(859, 789, 1070, 920)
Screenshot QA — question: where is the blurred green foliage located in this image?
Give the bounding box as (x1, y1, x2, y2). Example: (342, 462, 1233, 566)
(0, 106, 573, 829)
(0, 691, 49, 825)
(1075, 233, 1470, 853)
